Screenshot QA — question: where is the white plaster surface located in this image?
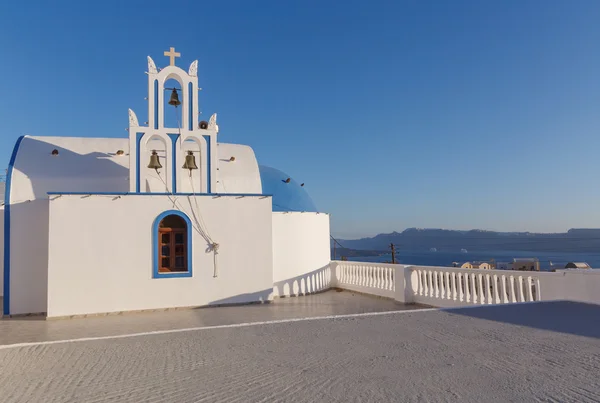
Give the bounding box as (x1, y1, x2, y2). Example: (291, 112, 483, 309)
(272, 212, 331, 297)
(45, 194, 273, 317)
(0, 301, 598, 402)
(0, 207, 3, 297)
(543, 269, 600, 305)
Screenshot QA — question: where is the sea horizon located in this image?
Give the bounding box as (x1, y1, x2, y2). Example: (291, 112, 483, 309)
(344, 249, 600, 270)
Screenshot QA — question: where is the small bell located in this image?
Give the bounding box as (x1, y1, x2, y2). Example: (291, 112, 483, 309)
(182, 151, 198, 170)
(147, 150, 162, 169)
(168, 88, 181, 107)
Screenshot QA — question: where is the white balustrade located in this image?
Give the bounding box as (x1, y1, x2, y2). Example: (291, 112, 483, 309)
(407, 266, 543, 307)
(332, 261, 396, 298)
(329, 261, 600, 308)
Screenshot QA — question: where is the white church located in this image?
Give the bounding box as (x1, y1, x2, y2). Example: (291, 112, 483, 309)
(1, 48, 331, 318)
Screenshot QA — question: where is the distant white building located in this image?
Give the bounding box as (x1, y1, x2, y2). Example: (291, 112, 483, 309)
(496, 262, 510, 270)
(458, 261, 493, 270)
(564, 262, 591, 269)
(511, 258, 540, 271)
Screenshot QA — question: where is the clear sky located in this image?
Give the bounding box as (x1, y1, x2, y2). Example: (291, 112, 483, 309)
(1, 0, 600, 239)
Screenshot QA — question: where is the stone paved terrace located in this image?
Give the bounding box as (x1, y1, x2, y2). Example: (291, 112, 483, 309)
(0, 291, 417, 345)
(0, 293, 599, 402)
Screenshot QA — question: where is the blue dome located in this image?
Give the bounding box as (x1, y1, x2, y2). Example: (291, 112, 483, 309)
(259, 165, 318, 212)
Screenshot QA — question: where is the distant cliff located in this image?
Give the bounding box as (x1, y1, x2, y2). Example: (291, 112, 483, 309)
(337, 228, 600, 253)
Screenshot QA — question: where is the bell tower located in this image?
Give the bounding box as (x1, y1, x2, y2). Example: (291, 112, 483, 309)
(128, 47, 218, 194)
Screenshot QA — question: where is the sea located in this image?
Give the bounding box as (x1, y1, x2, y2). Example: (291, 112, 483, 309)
(345, 249, 600, 271)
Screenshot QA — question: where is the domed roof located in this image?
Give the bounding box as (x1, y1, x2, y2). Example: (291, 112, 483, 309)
(258, 165, 318, 212)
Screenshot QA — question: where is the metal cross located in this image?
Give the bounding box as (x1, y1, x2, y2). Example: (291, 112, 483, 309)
(164, 47, 181, 66)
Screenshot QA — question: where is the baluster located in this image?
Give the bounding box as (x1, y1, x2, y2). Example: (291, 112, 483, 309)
(485, 274, 491, 304)
(458, 273, 464, 301)
(390, 268, 395, 291)
(424, 271, 429, 297)
(362, 266, 367, 287)
(463, 273, 470, 303)
(419, 270, 424, 295)
(372, 266, 377, 288)
(468, 273, 475, 304)
(440, 272, 446, 299)
(500, 275, 507, 303)
(429, 271, 434, 297)
(536, 278, 541, 301)
(451, 272, 457, 300)
(509, 275, 516, 302)
(440, 272, 445, 299)
(517, 276, 525, 302)
(433, 271, 439, 298)
(375, 266, 380, 289)
(478, 273, 484, 304)
(386, 268, 391, 290)
(526, 276, 534, 301)
(493, 274, 500, 304)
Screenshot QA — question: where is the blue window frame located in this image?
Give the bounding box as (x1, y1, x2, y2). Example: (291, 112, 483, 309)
(152, 210, 192, 278)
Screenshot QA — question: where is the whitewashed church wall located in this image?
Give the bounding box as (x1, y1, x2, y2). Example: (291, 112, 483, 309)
(46, 194, 273, 318)
(272, 212, 331, 297)
(0, 207, 3, 297)
(7, 199, 49, 315)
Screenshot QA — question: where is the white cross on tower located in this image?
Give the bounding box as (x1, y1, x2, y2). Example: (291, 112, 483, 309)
(164, 47, 181, 66)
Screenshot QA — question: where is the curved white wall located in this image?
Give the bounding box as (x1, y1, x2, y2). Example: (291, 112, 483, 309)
(272, 212, 331, 297)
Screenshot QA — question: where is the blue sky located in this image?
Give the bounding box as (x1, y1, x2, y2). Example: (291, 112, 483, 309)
(1, 0, 600, 239)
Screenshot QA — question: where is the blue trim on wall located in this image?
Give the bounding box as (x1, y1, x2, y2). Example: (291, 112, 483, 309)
(47, 191, 271, 197)
(154, 80, 159, 130)
(135, 132, 144, 193)
(4, 135, 25, 315)
(188, 82, 193, 131)
(152, 210, 193, 279)
(203, 135, 211, 193)
(167, 134, 180, 193)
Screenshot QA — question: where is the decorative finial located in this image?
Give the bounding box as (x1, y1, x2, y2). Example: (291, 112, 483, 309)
(208, 113, 218, 131)
(147, 56, 158, 74)
(188, 60, 198, 77)
(164, 47, 181, 66)
(128, 109, 139, 127)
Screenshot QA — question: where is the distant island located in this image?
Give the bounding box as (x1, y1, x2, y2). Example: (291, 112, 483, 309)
(333, 228, 600, 254)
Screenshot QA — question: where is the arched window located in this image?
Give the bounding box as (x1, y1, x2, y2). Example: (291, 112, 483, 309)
(152, 210, 192, 278)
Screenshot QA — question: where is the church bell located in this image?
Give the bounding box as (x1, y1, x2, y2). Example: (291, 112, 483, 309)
(168, 88, 181, 107)
(148, 150, 162, 169)
(182, 151, 198, 170)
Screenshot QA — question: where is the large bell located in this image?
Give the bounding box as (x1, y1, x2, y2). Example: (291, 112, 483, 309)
(148, 150, 162, 169)
(168, 88, 181, 107)
(182, 151, 198, 170)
